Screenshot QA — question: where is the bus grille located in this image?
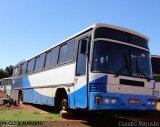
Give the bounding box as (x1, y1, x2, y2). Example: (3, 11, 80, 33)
(90, 83, 106, 92)
(120, 79, 144, 87)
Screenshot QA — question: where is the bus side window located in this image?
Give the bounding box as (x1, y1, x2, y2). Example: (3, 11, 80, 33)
(21, 62, 27, 75)
(27, 58, 35, 74)
(66, 40, 77, 62)
(14, 65, 21, 76)
(34, 56, 41, 72)
(45, 47, 58, 69)
(58, 44, 67, 64)
(39, 53, 46, 70)
(34, 53, 46, 72)
(50, 47, 59, 67)
(45, 51, 52, 69)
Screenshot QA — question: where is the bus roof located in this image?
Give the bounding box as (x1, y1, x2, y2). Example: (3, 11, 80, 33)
(94, 23, 149, 41)
(14, 23, 149, 66)
(151, 55, 160, 59)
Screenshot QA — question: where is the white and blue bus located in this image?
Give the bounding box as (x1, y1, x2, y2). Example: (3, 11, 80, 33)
(151, 55, 160, 99)
(11, 23, 156, 112)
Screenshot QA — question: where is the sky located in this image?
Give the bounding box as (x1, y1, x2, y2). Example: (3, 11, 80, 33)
(0, 0, 160, 69)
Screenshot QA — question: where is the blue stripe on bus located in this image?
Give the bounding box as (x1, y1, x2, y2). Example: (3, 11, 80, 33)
(21, 75, 108, 108)
(22, 76, 54, 106)
(68, 85, 87, 109)
(20, 75, 156, 110)
(68, 75, 108, 109)
(89, 76, 107, 92)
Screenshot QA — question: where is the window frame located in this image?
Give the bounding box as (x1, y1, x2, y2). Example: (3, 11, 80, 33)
(76, 37, 90, 76)
(58, 39, 77, 65)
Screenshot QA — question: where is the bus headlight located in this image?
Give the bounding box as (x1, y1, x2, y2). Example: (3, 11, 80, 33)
(104, 98, 109, 104)
(152, 101, 156, 105)
(111, 98, 117, 104)
(148, 99, 156, 105)
(95, 97, 102, 105)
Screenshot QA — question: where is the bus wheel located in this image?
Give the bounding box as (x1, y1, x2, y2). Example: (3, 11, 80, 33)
(18, 92, 23, 106)
(54, 89, 68, 113)
(54, 97, 68, 113)
(61, 99, 68, 111)
(60, 99, 69, 117)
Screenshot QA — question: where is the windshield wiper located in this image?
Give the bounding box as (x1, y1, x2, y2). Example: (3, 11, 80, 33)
(114, 55, 130, 77)
(136, 57, 152, 81)
(138, 68, 152, 81)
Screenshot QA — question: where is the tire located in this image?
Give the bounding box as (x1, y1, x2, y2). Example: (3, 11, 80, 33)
(61, 99, 68, 111)
(18, 92, 23, 106)
(54, 96, 62, 113)
(54, 91, 68, 113)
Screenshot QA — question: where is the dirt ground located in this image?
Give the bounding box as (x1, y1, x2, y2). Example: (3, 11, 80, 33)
(0, 91, 7, 98)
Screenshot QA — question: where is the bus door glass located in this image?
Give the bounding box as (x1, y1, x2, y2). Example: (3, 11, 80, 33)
(75, 37, 89, 108)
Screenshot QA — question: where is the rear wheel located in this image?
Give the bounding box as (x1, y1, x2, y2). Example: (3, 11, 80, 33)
(61, 99, 68, 111)
(54, 89, 68, 113)
(17, 91, 23, 106)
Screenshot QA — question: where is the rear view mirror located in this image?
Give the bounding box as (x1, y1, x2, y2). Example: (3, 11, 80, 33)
(80, 39, 89, 55)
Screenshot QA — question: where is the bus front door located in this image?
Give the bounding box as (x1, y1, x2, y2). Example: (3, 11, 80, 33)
(74, 38, 89, 109)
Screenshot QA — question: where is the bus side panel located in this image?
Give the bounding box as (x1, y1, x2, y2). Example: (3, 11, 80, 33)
(40, 88, 54, 105)
(155, 82, 160, 99)
(23, 88, 54, 106)
(23, 89, 29, 102)
(68, 87, 75, 109)
(10, 77, 23, 101)
(12, 64, 75, 106)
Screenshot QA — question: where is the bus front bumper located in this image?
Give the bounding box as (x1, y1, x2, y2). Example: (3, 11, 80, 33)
(89, 92, 157, 111)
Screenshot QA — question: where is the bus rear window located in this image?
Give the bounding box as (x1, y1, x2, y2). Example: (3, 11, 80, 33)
(152, 58, 160, 75)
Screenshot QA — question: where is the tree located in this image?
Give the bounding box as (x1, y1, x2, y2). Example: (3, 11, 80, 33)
(0, 65, 13, 79)
(0, 69, 9, 79)
(5, 65, 13, 77)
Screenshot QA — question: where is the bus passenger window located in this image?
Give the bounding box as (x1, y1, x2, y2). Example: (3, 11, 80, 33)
(34, 56, 41, 72)
(45, 51, 52, 69)
(50, 47, 58, 67)
(39, 53, 46, 70)
(14, 66, 21, 76)
(66, 40, 76, 62)
(58, 44, 67, 64)
(21, 63, 27, 75)
(27, 58, 35, 74)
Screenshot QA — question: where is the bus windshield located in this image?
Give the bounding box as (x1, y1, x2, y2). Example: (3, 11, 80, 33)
(151, 57, 160, 82)
(92, 40, 152, 79)
(152, 57, 160, 75)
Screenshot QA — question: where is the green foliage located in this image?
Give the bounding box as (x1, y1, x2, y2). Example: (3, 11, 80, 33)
(0, 109, 60, 121)
(5, 65, 14, 76)
(0, 65, 13, 79)
(153, 76, 160, 82)
(0, 69, 9, 79)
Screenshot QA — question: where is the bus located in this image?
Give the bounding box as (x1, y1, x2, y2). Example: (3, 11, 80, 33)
(151, 55, 160, 99)
(0, 77, 12, 95)
(11, 23, 156, 112)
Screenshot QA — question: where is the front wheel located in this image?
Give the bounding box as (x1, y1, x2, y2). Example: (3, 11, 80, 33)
(61, 99, 68, 111)
(17, 92, 23, 106)
(54, 97, 68, 113)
